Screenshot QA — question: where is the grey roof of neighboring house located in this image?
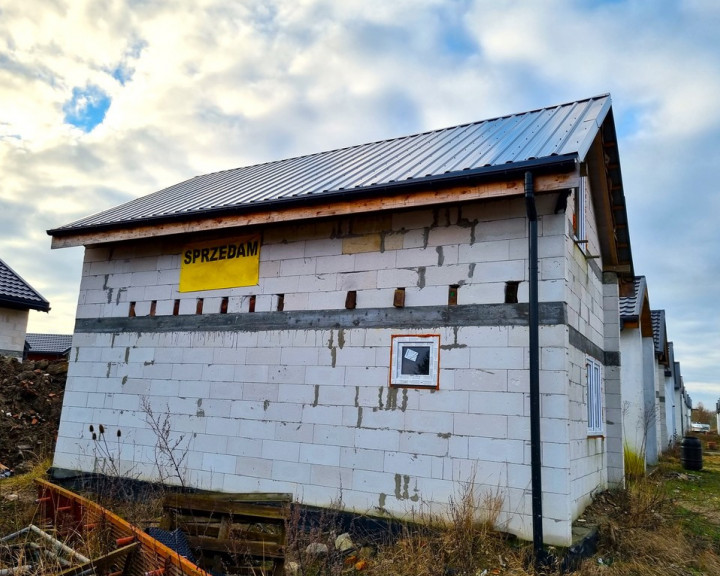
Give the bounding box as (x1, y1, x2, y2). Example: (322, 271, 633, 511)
(49, 94, 616, 235)
(25, 333, 72, 355)
(651, 309, 667, 357)
(619, 276, 646, 319)
(0, 258, 50, 312)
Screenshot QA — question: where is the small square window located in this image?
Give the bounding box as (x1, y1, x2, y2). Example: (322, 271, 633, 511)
(390, 335, 440, 389)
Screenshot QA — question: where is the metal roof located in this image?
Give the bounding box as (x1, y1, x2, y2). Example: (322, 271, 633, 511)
(50, 95, 613, 235)
(25, 333, 72, 354)
(0, 258, 50, 312)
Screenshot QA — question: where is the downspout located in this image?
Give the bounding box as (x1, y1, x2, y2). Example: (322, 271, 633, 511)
(525, 171, 544, 563)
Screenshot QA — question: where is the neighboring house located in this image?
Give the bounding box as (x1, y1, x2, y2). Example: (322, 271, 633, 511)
(25, 333, 73, 361)
(651, 310, 671, 454)
(618, 276, 655, 468)
(0, 258, 50, 358)
(48, 94, 635, 546)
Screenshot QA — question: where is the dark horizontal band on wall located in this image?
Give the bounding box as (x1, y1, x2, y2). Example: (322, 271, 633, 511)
(75, 302, 568, 334)
(568, 325, 620, 367)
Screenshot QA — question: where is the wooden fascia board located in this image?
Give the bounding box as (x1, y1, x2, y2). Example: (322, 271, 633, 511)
(51, 172, 579, 248)
(586, 134, 619, 267)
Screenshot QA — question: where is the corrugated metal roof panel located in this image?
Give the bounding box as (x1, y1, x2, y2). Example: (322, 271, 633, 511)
(51, 95, 612, 234)
(0, 258, 50, 312)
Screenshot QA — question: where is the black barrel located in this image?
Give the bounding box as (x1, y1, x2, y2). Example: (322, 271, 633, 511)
(681, 436, 703, 471)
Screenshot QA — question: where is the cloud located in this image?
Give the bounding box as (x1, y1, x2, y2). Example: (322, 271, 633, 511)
(0, 0, 718, 410)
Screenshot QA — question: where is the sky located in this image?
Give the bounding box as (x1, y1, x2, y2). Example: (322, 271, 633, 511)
(1, 0, 719, 409)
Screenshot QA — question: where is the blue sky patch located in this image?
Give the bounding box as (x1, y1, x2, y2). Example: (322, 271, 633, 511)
(62, 85, 111, 132)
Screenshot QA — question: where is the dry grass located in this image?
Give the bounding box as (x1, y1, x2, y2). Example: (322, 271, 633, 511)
(4, 447, 720, 575)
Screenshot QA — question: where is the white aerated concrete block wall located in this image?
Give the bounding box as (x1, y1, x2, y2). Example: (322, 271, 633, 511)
(55, 195, 615, 546)
(0, 307, 29, 358)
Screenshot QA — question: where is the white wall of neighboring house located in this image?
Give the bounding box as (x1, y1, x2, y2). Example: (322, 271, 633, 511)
(53, 185, 616, 546)
(642, 337, 659, 465)
(664, 371, 676, 446)
(620, 330, 646, 463)
(0, 307, 29, 358)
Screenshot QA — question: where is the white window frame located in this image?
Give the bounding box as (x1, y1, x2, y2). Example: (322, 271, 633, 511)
(389, 334, 440, 389)
(586, 356, 604, 436)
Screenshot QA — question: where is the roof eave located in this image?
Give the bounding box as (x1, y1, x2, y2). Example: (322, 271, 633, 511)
(49, 155, 579, 246)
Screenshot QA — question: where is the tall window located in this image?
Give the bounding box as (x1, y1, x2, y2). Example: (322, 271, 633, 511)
(586, 357, 603, 436)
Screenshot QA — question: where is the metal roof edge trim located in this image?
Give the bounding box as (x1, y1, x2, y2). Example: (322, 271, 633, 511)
(576, 96, 613, 162)
(48, 154, 579, 238)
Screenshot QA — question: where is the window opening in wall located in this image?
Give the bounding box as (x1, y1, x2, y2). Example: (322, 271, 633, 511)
(505, 281, 520, 304)
(345, 291, 357, 310)
(587, 356, 604, 436)
(248, 295, 256, 313)
(277, 294, 285, 312)
(149, 301, 157, 316)
(393, 288, 405, 308)
(448, 285, 459, 306)
(390, 334, 440, 389)
(173, 299, 180, 316)
(220, 297, 229, 314)
(128, 302, 136, 317)
(196, 298, 204, 315)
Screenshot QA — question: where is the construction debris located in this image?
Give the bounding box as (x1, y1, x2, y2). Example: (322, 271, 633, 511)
(0, 357, 67, 472)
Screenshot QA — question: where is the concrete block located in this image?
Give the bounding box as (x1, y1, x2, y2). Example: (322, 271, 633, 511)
(300, 443, 340, 466)
(458, 240, 510, 264)
(262, 440, 300, 462)
(311, 464, 354, 489)
(316, 254, 356, 274)
(354, 250, 397, 271)
(417, 390, 469, 413)
(301, 404, 344, 426)
(272, 460, 311, 484)
(340, 447, 384, 472)
(304, 238, 342, 257)
(227, 436, 263, 457)
(469, 437, 524, 464)
(398, 247, 440, 268)
(453, 368, 507, 392)
(384, 451, 432, 477)
(356, 288, 397, 308)
(454, 413, 507, 437)
(235, 456, 274, 478)
(338, 271, 378, 291)
(275, 422, 315, 443)
(404, 286, 447, 306)
(468, 391, 524, 416)
(427, 225, 471, 247)
(398, 431, 449, 457)
(392, 209, 434, 231)
(268, 365, 307, 385)
(475, 217, 526, 241)
(281, 347, 320, 366)
(354, 428, 400, 451)
(470, 346, 523, 370)
(352, 469, 393, 495)
(404, 410, 453, 434)
(343, 234, 382, 254)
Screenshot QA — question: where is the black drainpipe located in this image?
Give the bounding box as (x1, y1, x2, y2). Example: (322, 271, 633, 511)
(525, 171, 544, 564)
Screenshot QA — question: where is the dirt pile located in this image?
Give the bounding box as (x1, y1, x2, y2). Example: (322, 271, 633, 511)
(0, 355, 66, 472)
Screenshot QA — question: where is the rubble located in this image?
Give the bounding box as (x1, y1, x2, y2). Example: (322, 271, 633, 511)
(0, 356, 66, 472)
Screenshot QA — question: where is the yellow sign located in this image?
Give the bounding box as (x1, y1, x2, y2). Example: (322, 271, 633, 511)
(179, 237, 260, 292)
